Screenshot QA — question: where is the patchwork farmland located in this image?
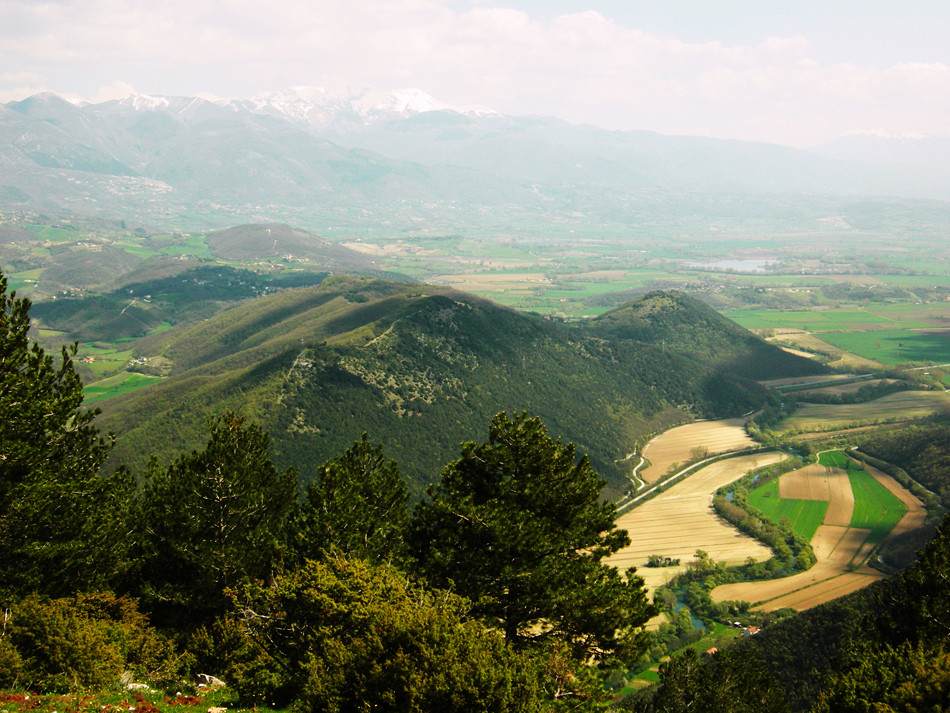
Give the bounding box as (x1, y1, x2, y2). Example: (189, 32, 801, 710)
(710, 451, 925, 611)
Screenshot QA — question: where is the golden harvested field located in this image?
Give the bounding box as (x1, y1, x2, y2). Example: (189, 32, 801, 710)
(639, 417, 757, 483)
(711, 525, 883, 609)
(782, 390, 950, 432)
(755, 572, 885, 611)
(342, 241, 438, 257)
(609, 452, 785, 596)
(429, 272, 550, 293)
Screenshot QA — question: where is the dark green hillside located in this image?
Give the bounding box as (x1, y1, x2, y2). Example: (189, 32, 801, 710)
(99, 278, 812, 494)
(589, 290, 826, 380)
(32, 265, 328, 341)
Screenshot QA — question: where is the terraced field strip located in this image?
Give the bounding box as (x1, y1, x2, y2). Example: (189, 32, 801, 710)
(781, 390, 950, 432)
(609, 452, 785, 596)
(748, 480, 829, 541)
(796, 379, 896, 397)
(639, 417, 757, 483)
(758, 373, 856, 388)
(773, 374, 874, 393)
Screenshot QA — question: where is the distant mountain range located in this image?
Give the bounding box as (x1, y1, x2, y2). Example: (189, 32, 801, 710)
(3, 87, 950, 233)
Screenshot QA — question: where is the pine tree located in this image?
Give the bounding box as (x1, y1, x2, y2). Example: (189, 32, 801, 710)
(409, 411, 656, 666)
(295, 432, 410, 563)
(0, 271, 129, 597)
(138, 411, 297, 626)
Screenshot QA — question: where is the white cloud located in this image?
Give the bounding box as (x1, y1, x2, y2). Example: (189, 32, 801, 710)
(0, 0, 948, 145)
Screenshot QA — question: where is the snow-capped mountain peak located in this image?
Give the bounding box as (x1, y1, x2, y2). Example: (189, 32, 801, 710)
(117, 92, 171, 112)
(232, 86, 498, 127)
(351, 88, 450, 117)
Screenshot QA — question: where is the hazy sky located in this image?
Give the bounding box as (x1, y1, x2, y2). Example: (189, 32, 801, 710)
(2, 0, 949, 146)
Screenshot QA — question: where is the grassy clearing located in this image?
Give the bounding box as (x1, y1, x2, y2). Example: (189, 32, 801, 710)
(84, 372, 161, 405)
(768, 332, 884, 370)
(26, 224, 80, 242)
(848, 469, 908, 546)
(748, 480, 829, 542)
(818, 450, 851, 468)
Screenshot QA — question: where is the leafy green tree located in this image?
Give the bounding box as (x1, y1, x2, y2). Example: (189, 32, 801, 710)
(231, 552, 547, 712)
(138, 411, 297, 626)
(0, 271, 130, 597)
(409, 412, 656, 666)
(295, 433, 409, 563)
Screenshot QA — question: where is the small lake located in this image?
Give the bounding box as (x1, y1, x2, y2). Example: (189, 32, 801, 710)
(687, 259, 778, 273)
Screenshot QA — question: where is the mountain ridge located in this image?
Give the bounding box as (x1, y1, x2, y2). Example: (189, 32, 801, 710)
(5, 88, 950, 231)
(96, 277, 821, 494)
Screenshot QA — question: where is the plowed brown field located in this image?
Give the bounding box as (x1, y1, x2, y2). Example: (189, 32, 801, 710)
(640, 418, 757, 483)
(609, 452, 785, 595)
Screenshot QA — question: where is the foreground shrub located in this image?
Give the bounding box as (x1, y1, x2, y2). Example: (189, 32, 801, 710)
(232, 553, 549, 712)
(4, 592, 182, 692)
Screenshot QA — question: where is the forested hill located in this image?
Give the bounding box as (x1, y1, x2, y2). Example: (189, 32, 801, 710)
(588, 290, 824, 380)
(99, 277, 818, 493)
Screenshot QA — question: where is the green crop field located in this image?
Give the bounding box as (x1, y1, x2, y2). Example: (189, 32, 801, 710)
(724, 308, 895, 332)
(818, 450, 851, 468)
(748, 480, 829, 542)
(848, 468, 907, 545)
(818, 328, 950, 366)
(84, 372, 161, 406)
